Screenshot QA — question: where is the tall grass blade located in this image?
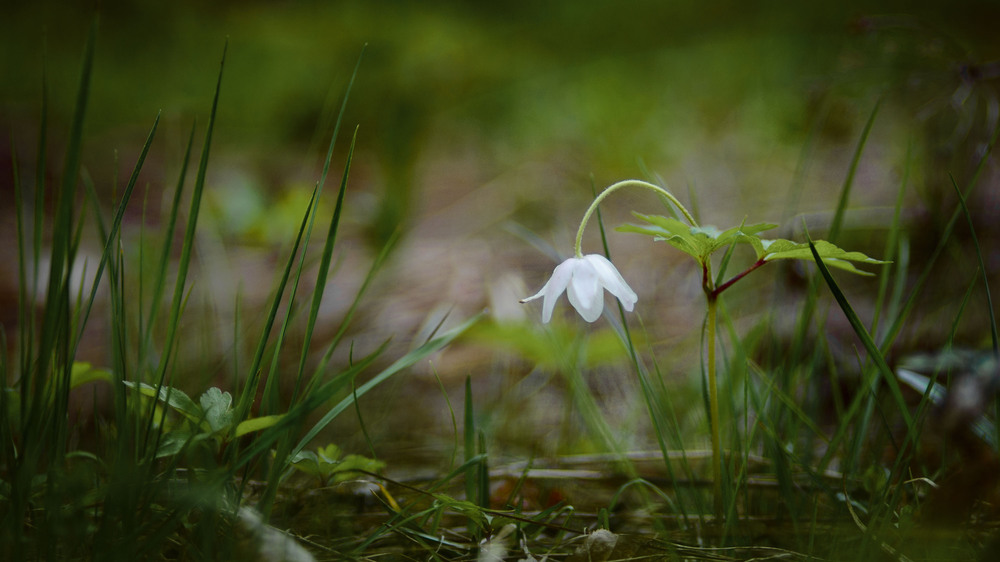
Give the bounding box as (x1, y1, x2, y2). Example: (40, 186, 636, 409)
(871, 142, 911, 342)
(274, 46, 364, 408)
(291, 312, 482, 459)
(807, 237, 913, 429)
(828, 97, 880, 244)
(292, 128, 359, 405)
(255, 187, 318, 416)
(951, 175, 998, 356)
(251, 188, 318, 516)
(463, 376, 483, 536)
(29, 19, 97, 447)
(880, 114, 1000, 352)
(141, 124, 196, 367)
(149, 42, 227, 457)
(73, 113, 160, 360)
(305, 226, 401, 396)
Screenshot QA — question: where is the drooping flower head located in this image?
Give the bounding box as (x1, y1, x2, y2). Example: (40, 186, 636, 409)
(521, 254, 637, 323)
(520, 180, 693, 324)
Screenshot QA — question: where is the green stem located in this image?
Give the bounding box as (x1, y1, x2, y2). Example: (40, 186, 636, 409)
(706, 293, 722, 517)
(574, 179, 697, 258)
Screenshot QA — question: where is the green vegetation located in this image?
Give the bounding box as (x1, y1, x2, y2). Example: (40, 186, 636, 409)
(3, 2, 1000, 560)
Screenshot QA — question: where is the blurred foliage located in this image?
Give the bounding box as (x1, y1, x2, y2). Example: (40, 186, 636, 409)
(5, 1, 1000, 238)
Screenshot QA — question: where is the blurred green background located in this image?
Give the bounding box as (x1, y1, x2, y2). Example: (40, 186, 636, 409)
(3, 0, 1000, 461)
(6, 1, 998, 227)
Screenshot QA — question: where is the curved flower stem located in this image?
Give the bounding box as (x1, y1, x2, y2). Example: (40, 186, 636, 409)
(706, 293, 723, 517)
(574, 179, 697, 258)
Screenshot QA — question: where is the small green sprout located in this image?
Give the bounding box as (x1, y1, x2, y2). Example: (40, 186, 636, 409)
(122, 381, 284, 457)
(289, 443, 386, 486)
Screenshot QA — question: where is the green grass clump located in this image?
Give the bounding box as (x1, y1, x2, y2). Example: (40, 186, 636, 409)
(0, 22, 479, 560)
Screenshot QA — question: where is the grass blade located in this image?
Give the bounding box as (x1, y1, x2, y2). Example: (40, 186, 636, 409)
(828, 96, 880, 243)
(291, 312, 482, 459)
(951, 175, 998, 357)
(291, 127, 359, 405)
(807, 235, 913, 430)
(141, 123, 196, 366)
(73, 112, 160, 359)
(147, 40, 226, 458)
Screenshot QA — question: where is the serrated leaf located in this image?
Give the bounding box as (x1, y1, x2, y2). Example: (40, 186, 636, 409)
(627, 213, 693, 237)
(617, 222, 703, 258)
(762, 239, 888, 275)
(712, 222, 777, 258)
(317, 443, 342, 463)
(618, 214, 712, 261)
(199, 387, 234, 432)
(620, 213, 778, 263)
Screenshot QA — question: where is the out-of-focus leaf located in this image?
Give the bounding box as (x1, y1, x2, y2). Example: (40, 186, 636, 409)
(234, 414, 284, 438)
(431, 493, 489, 530)
(199, 387, 234, 432)
(70, 362, 113, 388)
(619, 213, 777, 263)
(317, 443, 342, 463)
(288, 443, 383, 483)
(466, 320, 630, 369)
(289, 450, 323, 478)
(762, 239, 888, 275)
(122, 381, 202, 421)
(330, 454, 386, 482)
(154, 431, 212, 459)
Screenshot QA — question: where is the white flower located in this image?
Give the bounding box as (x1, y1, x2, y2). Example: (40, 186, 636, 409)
(520, 254, 637, 323)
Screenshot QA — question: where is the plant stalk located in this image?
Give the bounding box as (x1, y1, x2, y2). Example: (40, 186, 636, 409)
(706, 293, 722, 516)
(575, 179, 697, 258)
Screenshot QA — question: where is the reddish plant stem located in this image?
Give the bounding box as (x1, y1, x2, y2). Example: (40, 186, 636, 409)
(710, 258, 767, 299)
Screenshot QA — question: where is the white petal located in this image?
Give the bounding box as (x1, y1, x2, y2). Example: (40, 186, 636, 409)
(566, 259, 604, 322)
(521, 258, 575, 323)
(584, 254, 637, 311)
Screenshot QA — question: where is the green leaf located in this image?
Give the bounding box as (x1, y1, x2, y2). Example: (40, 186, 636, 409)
(466, 320, 628, 370)
(430, 493, 490, 530)
(711, 221, 776, 258)
(762, 239, 888, 275)
(619, 213, 777, 263)
(288, 443, 383, 483)
(317, 443, 342, 463)
(199, 387, 234, 432)
(122, 381, 202, 421)
(808, 239, 912, 432)
(618, 214, 707, 261)
(330, 454, 385, 482)
(234, 414, 284, 438)
(288, 450, 323, 478)
(70, 362, 112, 389)
(154, 431, 213, 459)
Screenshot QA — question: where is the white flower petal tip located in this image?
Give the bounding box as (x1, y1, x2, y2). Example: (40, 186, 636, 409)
(521, 255, 637, 323)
